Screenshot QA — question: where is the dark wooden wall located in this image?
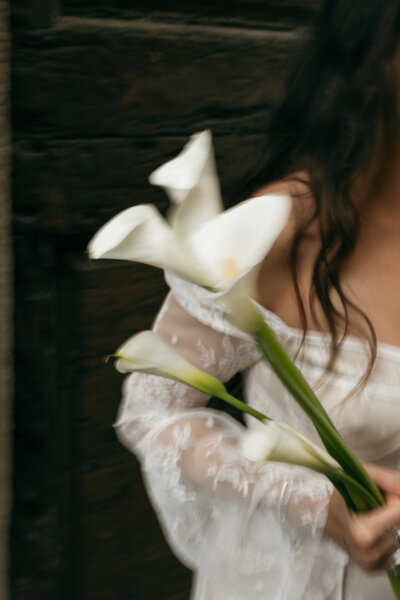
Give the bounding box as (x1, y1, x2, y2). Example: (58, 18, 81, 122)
(10, 2, 319, 599)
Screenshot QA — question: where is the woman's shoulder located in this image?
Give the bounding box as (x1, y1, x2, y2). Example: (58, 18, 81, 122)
(252, 171, 316, 230)
(252, 171, 311, 204)
(251, 177, 303, 198)
(253, 173, 316, 320)
(254, 171, 316, 245)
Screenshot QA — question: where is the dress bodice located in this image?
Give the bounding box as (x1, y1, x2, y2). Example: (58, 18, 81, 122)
(250, 307, 400, 468)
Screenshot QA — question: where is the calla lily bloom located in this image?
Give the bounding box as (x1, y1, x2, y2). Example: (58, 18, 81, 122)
(148, 129, 223, 237)
(87, 130, 291, 293)
(240, 419, 342, 475)
(110, 330, 267, 422)
(112, 330, 224, 396)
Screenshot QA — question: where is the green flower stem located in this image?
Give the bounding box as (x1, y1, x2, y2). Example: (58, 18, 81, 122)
(390, 575, 400, 597)
(252, 309, 384, 506)
(328, 471, 380, 512)
(217, 389, 270, 423)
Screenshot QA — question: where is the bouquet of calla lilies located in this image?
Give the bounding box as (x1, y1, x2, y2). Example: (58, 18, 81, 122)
(88, 131, 400, 596)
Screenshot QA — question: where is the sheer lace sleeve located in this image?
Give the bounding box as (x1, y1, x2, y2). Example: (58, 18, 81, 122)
(115, 275, 341, 600)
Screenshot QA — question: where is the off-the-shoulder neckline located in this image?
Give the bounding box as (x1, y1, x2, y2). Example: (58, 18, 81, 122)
(256, 302, 400, 362)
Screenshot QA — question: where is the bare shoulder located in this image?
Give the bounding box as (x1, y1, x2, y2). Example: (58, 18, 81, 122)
(251, 170, 309, 195)
(252, 172, 315, 240)
(254, 173, 316, 315)
(251, 176, 304, 199)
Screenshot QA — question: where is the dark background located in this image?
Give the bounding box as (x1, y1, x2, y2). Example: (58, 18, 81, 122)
(10, 1, 319, 598)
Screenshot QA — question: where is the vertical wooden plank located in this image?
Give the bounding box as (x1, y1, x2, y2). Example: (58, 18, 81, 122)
(11, 235, 64, 600)
(0, 0, 11, 598)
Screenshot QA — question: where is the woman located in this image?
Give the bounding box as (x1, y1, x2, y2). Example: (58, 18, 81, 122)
(115, 1, 400, 598)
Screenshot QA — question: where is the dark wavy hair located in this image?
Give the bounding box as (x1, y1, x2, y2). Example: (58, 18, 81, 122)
(243, 0, 400, 385)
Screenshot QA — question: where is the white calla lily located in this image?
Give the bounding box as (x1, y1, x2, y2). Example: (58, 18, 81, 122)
(217, 273, 262, 333)
(111, 330, 267, 422)
(88, 204, 212, 286)
(149, 130, 223, 237)
(187, 194, 290, 290)
(240, 419, 342, 475)
(87, 130, 292, 296)
(112, 330, 221, 396)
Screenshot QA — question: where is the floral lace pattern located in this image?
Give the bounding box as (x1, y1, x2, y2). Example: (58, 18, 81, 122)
(116, 276, 399, 599)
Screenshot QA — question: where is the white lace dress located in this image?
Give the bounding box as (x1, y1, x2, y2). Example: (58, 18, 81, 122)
(115, 272, 400, 600)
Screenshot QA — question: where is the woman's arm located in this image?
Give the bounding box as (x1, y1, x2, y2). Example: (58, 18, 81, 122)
(115, 287, 339, 600)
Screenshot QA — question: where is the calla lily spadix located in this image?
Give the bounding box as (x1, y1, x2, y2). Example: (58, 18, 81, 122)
(87, 130, 292, 294)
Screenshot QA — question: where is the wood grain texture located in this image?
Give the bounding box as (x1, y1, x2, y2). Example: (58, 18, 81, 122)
(13, 18, 308, 233)
(0, 1, 11, 599)
(61, 0, 320, 27)
(11, 3, 320, 599)
(13, 133, 270, 233)
(11, 235, 64, 600)
(13, 17, 304, 141)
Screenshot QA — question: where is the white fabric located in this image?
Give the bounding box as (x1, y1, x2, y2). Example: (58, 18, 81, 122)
(115, 273, 399, 599)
